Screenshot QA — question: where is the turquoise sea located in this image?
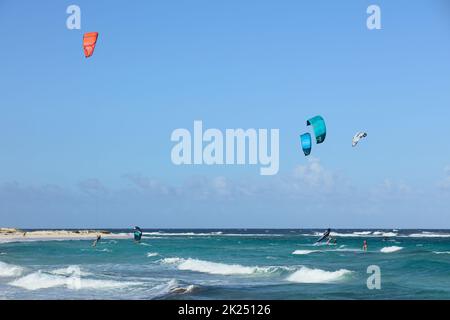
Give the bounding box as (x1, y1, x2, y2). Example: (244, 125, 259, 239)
(1, 229, 450, 300)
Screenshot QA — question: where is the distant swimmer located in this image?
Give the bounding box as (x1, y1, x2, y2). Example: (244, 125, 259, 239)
(134, 226, 143, 243)
(316, 228, 331, 243)
(363, 240, 368, 251)
(92, 234, 101, 247)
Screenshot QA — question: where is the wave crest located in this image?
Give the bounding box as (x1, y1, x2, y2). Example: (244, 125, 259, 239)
(286, 267, 352, 283)
(0, 261, 24, 277)
(292, 250, 319, 255)
(380, 246, 403, 253)
(161, 257, 292, 276)
(9, 266, 140, 291)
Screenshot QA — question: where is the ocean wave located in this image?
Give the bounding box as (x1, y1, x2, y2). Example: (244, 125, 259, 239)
(80, 248, 113, 253)
(298, 246, 362, 253)
(353, 231, 372, 235)
(336, 231, 397, 238)
(0, 261, 24, 277)
(160, 257, 292, 276)
(332, 248, 364, 253)
(380, 246, 403, 253)
(161, 257, 184, 264)
(433, 251, 450, 255)
(312, 242, 337, 247)
(144, 232, 223, 237)
(406, 232, 450, 238)
(147, 252, 159, 257)
(139, 243, 152, 247)
(286, 267, 352, 284)
(307, 231, 398, 238)
(149, 279, 198, 298)
(292, 250, 320, 255)
(166, 279, 197, 295)
(9, 270, 140, 291)
(143, 231, 281, 237)
(50, 266, 92, 277)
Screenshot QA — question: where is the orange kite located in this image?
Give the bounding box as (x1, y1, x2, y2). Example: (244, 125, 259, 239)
(83, 32, 99, 58)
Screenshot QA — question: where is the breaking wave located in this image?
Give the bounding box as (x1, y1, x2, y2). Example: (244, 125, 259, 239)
(407, 232, 450, 238)
(380, 246, 403, 253)
(292, 250, 320, 255)
(0, 261, 24, 277)
(286, 267, 352, 283)
(9, 265, 140, 291)
(147, 252, 159, 257)
(433, 251, 450, 255)
(160, 258, 292, 276)
(50, 265, 92, 277)
(305, 230, 400, 238)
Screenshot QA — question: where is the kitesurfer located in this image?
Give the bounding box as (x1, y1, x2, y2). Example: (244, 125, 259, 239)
(92, 234, 101, 247)
(134, 226, 143, 243)
(316, 228, 331, 243)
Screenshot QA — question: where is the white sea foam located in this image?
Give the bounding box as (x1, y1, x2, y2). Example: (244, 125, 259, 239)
(286, 267, 352, 283)
(139, 243, 152, 247)
(161, 257, 291, 276)
(166, 279, 197, 295)
(80, 248, 112, 253)
(292, 250, 320, 255)
(148, 279, 198, 298)
(353, 231, 372, 235)
(380, 246, 403, 253)
(332, 248, 364, 253)
(161, 257, 185, 264)
(433, 251, 450, 255)
(50, 265, 91, 277)
(312, 242, 337, 247)
(0, 261, 24, 277)
(9, 270, 139, 291)
(147, 252, 159, 257)
(177, 259, 265, 275)
(407, 232, 450, 238)
(309, 231, 398, 238)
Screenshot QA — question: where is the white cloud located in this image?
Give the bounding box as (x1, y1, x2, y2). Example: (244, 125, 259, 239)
(78, 179, 108, 195)
(123, 173, 174, 196)
(369, 179, 413, 201)
(380, 179, 412, 194)
(292, 157, 335, 189)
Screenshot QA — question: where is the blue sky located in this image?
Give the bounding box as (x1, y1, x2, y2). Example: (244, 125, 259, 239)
(0, 0, 449, 228)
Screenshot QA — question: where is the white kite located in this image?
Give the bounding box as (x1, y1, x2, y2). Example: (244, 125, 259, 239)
(352, 132, 367, 147)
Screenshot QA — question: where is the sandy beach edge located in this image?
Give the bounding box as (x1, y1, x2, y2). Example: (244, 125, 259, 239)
(0, 228, 130, 242)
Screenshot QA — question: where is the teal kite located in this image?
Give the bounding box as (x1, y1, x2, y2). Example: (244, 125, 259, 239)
(307, 116, 326, 144)
(300, 133, 312, 156)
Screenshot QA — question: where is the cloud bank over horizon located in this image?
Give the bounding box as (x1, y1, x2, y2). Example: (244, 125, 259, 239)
(1, 159, 449, 229)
